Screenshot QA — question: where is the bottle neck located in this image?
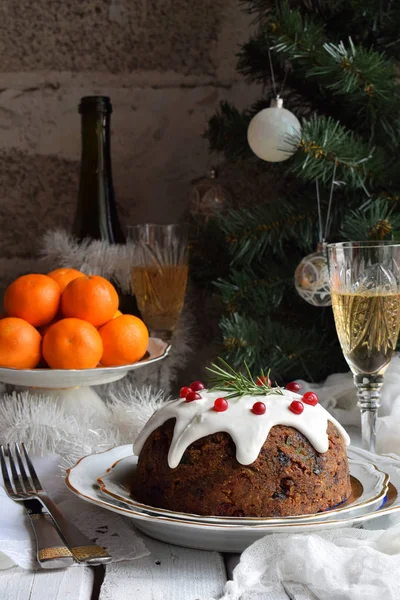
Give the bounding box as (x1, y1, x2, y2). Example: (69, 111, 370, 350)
(74, 99, 125, 245)
(80, 110, 112, 177)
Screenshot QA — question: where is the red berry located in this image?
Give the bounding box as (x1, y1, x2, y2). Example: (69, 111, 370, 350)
(251, 401, 266, 415)
(214, 397, 229, 412)
(190, 381, 205, 391)
(180, 386, 191, 398)
(186, 391, 202, 402)
(302, 391, 318, 406)
(256, 375, 272, 387)
(286, 381, 301, 393)
(289, 400, 304, 415)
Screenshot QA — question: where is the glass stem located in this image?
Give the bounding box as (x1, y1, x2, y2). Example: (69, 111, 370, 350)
(354, 374, 382, 453)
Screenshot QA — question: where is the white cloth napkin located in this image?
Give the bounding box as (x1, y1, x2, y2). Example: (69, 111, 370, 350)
(209, 525, 400, 600)
(0, 454, 149, 569)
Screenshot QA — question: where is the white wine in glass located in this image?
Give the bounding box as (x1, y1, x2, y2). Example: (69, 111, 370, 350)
(131, 264, 188, 333)
(328, 242, 400, 452)
(331, 290, 400, 376)
(128, 224, 189, 342)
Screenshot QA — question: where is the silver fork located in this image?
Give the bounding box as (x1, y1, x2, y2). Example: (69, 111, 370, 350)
(0, 443, 112, 566)
(1, 443, 74, 568)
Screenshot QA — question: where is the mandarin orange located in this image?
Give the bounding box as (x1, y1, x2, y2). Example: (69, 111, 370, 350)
(61, 275, 119, 327)
(47, 268, 85, 292)
(0, 317, 42, 369)
(98, 315, 149, 366)
(42, 318, 103, 369)
(4, 274, 61, 327)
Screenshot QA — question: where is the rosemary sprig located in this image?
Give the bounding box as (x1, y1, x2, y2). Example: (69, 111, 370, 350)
(206, 358, 284, 399)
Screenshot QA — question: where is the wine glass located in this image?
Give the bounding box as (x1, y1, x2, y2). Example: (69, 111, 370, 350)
(327, 241, 400, 452)
(128, 224, 189, 342)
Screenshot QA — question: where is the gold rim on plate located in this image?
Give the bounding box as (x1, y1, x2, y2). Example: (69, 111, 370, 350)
(65, 448, 396, 531)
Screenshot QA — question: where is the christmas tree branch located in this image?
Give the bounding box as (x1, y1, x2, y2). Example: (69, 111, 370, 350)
(219, 199, 317, 264)
(204, 101, 253, 160)
(215, 268, 292, 315)
(311, 39, 396, 102)
(269, 2, 326, 64)
(308, 40, 400, 141)
(289, 114, 381, 188)
(241, 3, 400, 141)
(200, 0, 400, 383)
(341, 198, 400, 240)
(219, 312, 344, 382)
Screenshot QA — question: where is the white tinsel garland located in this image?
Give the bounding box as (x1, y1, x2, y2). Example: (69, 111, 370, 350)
(0, 383, 166, 467)
(40, 229, 135, 295)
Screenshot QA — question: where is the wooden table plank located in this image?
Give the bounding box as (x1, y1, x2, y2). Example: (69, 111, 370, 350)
(99, 537, 227, 600)
(0, 566, 94, 600)
(0, 568, 33, 600)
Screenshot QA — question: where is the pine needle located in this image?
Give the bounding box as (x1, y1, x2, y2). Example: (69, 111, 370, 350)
(206, 358, 284, 399)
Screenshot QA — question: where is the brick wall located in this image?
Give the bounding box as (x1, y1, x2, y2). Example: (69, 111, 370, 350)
(0, 0, 259, 257)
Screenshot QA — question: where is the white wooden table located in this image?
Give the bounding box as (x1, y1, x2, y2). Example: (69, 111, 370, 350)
(0, 536, 232, 600)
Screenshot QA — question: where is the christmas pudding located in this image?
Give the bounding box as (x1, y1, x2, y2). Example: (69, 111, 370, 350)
(132, 367, 351, 518)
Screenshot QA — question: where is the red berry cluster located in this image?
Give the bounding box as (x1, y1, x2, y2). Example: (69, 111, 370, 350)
(180, 382, 230, 412)
(180, 381, 205, 403)
(286, 385, 319, 415)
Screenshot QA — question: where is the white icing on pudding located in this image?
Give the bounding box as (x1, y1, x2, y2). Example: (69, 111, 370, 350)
(133, 389, 350, 468)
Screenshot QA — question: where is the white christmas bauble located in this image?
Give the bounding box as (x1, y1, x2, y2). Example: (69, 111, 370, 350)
(247, 100, 301, 163)
(294, 250, 332, 307)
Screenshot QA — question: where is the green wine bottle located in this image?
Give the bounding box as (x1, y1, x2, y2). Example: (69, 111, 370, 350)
(73, 96, 139, 315)
(73, 96, 125, 243)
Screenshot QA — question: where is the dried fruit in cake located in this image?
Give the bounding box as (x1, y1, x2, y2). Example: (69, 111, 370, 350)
(98, 315, 149, 366)
(61, 275, 119, 327)
(42, 318, 103, 369)
(47, 268, 86, 292)
(132, 419, 350, 518)
(4, 274, 61, 327)
(0, 317, 42, 369)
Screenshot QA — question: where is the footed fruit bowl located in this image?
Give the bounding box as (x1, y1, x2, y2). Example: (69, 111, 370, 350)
(0, 337, 170, 417)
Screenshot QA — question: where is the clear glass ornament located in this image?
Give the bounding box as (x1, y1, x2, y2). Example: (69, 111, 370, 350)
(188, 168, 231, 224)
(247, 97, 301, 163)
(294, 246, 332, 307)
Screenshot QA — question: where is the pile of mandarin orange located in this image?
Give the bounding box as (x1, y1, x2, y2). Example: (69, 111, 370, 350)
(0, 268, 149, 370)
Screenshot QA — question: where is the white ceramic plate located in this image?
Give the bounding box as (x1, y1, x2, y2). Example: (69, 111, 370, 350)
(0, 338, 170, 387)
(97, 455, 389, 525)
(65, 445, 400, 553)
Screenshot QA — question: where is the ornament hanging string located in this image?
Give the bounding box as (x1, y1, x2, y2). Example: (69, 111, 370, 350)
(295, 169, 335, 307)
(267, 45, 289, 100)
(315, 161, 338, 245)
(324, 161, 338, 242)
(316, 180, 323, 244)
